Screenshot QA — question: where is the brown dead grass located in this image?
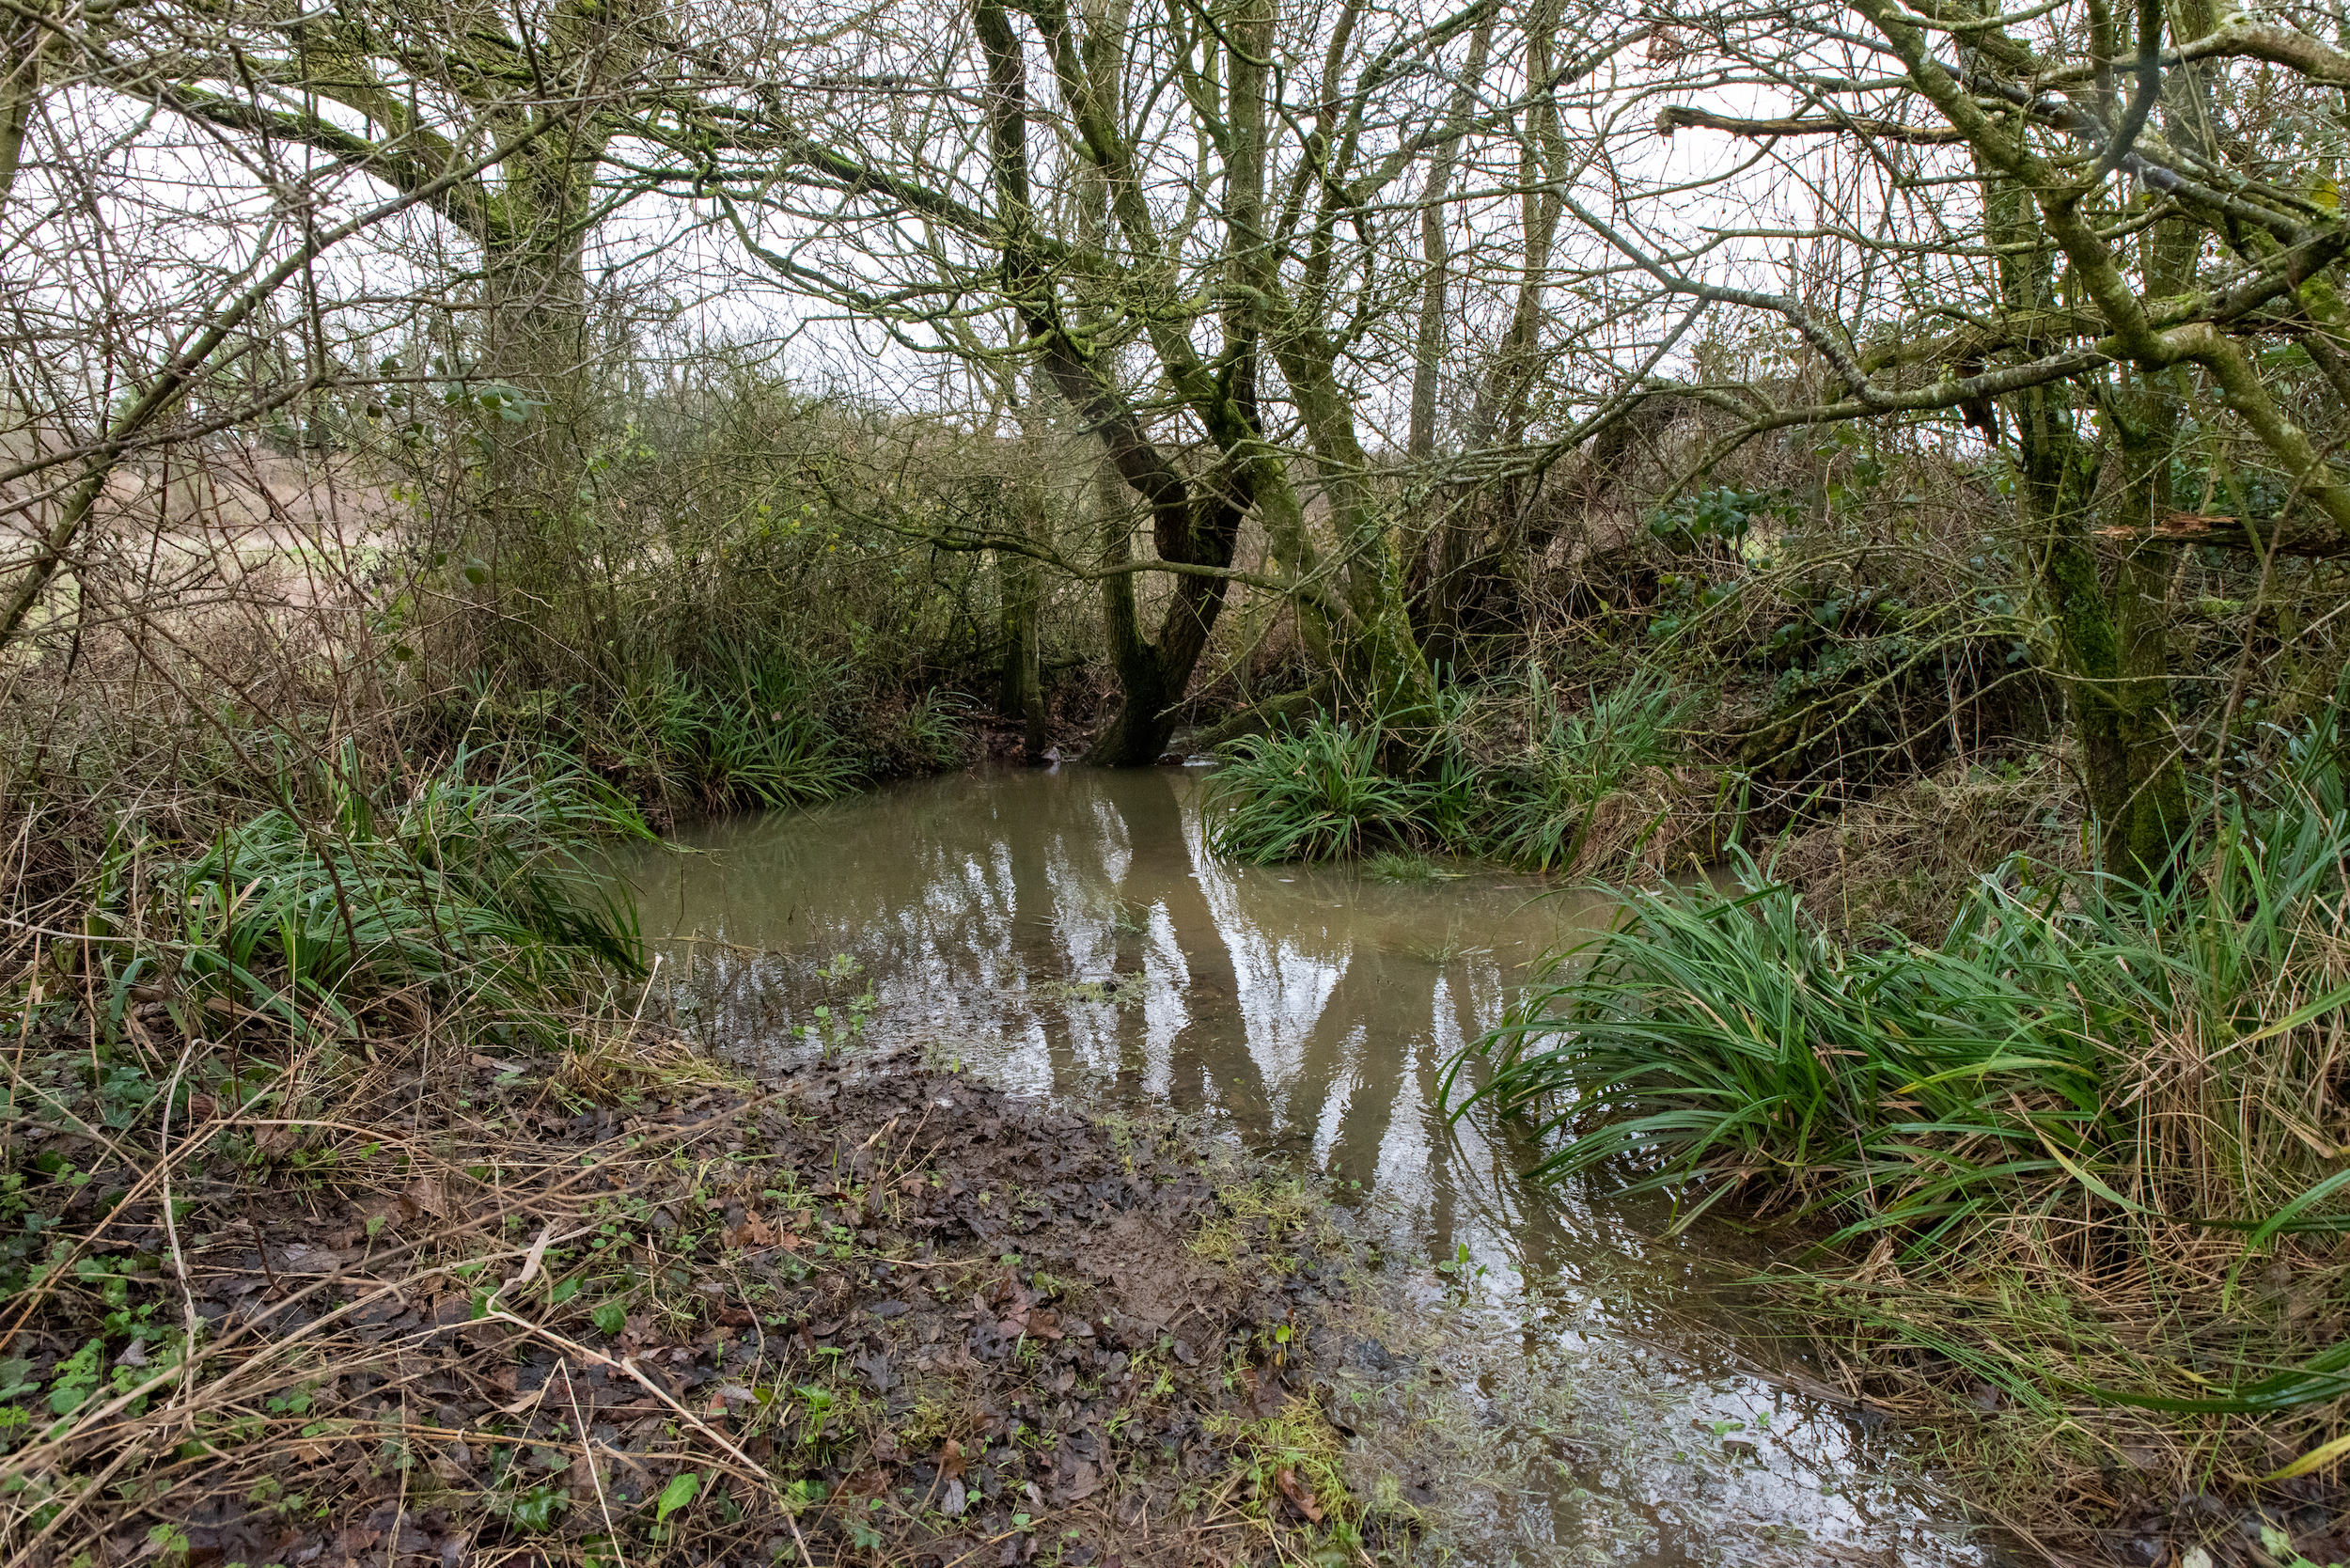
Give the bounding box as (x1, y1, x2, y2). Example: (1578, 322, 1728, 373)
(0, 972, 1395, 1568)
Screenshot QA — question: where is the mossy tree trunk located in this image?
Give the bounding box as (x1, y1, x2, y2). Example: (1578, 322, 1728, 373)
(477, 105, 619, 683)
(1989, 171, 2190, 879)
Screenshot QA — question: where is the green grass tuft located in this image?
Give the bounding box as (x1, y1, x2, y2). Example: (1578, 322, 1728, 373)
(160, 743, 651, 1043)
(1204, 721, 1432, 863)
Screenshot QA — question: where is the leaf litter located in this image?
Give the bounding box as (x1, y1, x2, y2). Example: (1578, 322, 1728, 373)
(0, 1009, 1395, 1568)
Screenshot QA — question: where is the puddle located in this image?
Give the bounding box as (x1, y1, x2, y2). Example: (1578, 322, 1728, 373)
(614, 762, 1991, 1566)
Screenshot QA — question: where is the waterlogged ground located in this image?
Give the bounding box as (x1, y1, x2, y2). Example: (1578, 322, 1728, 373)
(616, 763, 1993, 1567)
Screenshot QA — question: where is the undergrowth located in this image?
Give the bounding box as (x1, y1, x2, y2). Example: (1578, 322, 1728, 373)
(1443, 700, 2350, 1548)
(1203, 666, 1726, 876)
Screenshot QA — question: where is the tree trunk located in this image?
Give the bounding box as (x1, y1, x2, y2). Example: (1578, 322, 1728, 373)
(469, 3, 636, 683)
(1985, 159, 2187, 881)
(0, 4, 44, 216)
(1403, 18, 1493, 676)
(976, 0, 1249, 766)
(1404, 16, 1490, 462)
(474, 120, 605, 681)
(996, 431, 1051, 760)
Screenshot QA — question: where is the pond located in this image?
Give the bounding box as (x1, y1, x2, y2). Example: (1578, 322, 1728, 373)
(615, 762, 1991, 1567)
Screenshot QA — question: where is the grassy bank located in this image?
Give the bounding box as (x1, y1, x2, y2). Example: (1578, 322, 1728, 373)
(0, 725, 1388, 1565)
(1440, 700, 2350, 1560)
(1200, 670, 1738, 880)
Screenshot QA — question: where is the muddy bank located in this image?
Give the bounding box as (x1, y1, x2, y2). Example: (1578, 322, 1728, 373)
(4, 1028, 1386, 1568)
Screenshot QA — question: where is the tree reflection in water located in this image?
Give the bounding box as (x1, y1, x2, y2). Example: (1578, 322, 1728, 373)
(616, 765, 1986, 1568)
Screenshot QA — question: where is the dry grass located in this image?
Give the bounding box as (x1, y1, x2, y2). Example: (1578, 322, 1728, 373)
(1572, 762, 1746, 880)
(0, 967, 1395, 1568)
(1769, 751, 2085, 937)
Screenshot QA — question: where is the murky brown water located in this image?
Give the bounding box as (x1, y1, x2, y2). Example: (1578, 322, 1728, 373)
(615, 762, 1992, 1567)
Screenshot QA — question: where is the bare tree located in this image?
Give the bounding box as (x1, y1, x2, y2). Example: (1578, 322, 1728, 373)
(690, 0, 1656, 760)
(1557, 0, 2350, 870)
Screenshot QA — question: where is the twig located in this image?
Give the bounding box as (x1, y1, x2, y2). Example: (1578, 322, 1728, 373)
(482, 1309, 819, 1568)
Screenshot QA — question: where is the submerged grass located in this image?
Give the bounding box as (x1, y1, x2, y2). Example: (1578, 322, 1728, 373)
(1442, 703, 2350, 1549)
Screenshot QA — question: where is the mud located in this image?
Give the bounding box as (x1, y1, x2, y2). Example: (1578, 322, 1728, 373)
(8, 1028, 1382, 1568)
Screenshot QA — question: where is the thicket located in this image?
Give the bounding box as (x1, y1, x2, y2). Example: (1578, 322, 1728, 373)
(8, 0, 2350, 1554)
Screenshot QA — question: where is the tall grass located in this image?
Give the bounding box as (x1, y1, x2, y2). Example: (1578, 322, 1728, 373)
(1479, 667, 1696, 871)
(1442, 701, 2350, 1479)
(1447, 711, 2350, 1248)
(1204, 667, 1702, 872)
(110, 744, 652, 1045)
(1204, 721, 1433, 862)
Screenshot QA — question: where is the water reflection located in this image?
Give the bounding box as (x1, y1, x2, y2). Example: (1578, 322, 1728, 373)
(617, 764, 1987, 1567)
(627, 766, 1611, 1243)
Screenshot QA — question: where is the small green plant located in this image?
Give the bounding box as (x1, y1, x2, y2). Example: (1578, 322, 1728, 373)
(168, 745, 650, 1046)
(2260, 1524, 2347, 1568)
(654, 1470, 700, 1523)
(1432, 1241, 1486, 1297)
(1363, 848, 1441, 883)
(797, 954, 876, 1057)
(499, 1483, 569, 1532)
(1205, 721, 1430, 864)
(1449, 698, 2350, 1299)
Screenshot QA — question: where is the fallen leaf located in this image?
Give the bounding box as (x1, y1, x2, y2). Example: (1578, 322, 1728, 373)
(566, 1452, 606, 1502)
(279, 1243, 344, 1274)
(724, 1215, 776, 1249)
(1275, 1466, 1324, 1523)
(939, 1438, 966, 1481)
(405, 1176, 449, 1220)
(839, 1467, 890, 1499)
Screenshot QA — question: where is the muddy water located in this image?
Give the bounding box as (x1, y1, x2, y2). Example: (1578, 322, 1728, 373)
(616, 763, 1990, 1567)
